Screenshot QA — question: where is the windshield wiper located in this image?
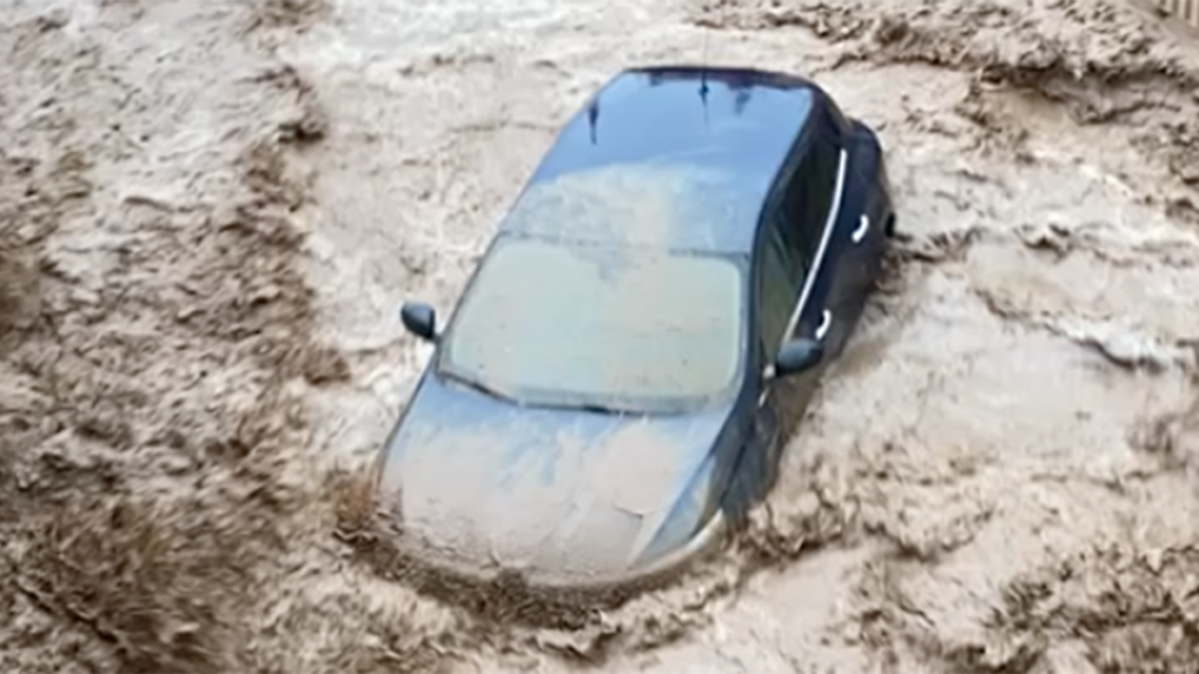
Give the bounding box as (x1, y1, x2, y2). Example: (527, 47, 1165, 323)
(579, 403, 631, 416)
(442, 371, 644, 416)
(441, 371, 517, 403)
(523, 398, 630, 416)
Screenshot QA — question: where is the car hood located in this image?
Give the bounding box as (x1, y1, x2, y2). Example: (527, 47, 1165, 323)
(377, 373, 733, 585)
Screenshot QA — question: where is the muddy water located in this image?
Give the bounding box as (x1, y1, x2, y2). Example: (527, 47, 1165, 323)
(279, 0, 1199, 671)
(2, 0, 1199, 673)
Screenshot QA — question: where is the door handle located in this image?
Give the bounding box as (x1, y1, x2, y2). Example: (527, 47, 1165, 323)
(815, 309, 832, 341)
(852, 214, 869, 244)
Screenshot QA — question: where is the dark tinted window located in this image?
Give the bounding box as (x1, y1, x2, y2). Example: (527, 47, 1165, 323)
(780, 136, 840, 263)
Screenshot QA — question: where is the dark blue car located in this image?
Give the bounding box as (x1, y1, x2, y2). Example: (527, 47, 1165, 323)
(376, 66, 895, 590)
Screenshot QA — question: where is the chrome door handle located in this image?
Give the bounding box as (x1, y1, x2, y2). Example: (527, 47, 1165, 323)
(815, 309, 832, 341)
(852, 214, 869, 244)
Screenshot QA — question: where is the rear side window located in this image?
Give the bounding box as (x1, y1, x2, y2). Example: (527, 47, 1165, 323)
(779, 136, 840, 264)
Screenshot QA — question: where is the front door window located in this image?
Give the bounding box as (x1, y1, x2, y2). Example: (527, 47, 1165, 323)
(757, 225, 801, 360)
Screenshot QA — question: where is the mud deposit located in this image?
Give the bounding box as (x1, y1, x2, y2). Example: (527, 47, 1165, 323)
(2, 0, 1199, 672)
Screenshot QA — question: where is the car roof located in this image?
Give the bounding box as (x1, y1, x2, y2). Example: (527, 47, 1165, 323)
(499, 66, 823, 255)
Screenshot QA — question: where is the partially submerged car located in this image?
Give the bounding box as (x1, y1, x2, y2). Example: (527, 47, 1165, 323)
(377, 66, 895, 590)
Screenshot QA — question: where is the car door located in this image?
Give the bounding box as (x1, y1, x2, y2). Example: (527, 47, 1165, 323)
(842, 128, 889, 304)
(814, 107, 885, 331)
(778, 130, 848, 353)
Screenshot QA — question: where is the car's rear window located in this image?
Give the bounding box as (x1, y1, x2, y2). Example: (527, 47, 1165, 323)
(437, 235, 746, 414)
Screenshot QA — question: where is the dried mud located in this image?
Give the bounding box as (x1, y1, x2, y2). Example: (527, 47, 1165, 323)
(3, 0, 1199, 673)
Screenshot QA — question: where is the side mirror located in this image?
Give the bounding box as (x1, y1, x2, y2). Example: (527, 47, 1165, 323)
(399, 301, 437, 342)
(773, 338, 823, 379)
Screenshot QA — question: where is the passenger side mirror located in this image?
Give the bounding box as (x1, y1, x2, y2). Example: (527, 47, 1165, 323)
(774, 338, 823, 378)
(399, 301, 437, 342)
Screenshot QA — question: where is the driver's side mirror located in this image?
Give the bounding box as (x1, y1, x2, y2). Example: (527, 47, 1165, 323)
(399, 301, 437, 342)
(773, 338, 824, 379)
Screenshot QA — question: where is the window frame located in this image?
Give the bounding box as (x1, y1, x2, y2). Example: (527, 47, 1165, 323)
(752, 105, 844, 367)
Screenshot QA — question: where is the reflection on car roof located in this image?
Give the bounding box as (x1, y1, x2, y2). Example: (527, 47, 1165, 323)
(504, 67, 819, 255)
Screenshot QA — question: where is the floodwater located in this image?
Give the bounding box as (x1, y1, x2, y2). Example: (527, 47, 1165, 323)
(1, 0, 1199, 673)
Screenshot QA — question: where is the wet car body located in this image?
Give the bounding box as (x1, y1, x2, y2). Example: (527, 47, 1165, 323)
(379, 66, 895, 590)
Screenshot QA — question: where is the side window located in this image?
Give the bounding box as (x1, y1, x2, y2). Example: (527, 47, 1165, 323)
(781, 136, 840, 263)
(757, 224, 801, 357)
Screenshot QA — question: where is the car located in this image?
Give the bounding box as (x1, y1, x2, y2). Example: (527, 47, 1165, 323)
(375, 65, 895, 591)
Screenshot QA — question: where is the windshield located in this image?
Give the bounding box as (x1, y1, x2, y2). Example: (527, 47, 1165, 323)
(437, 235, 747, 414)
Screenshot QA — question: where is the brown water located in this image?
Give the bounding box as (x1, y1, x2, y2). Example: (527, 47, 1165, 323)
(2, 0, 1199, 673)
